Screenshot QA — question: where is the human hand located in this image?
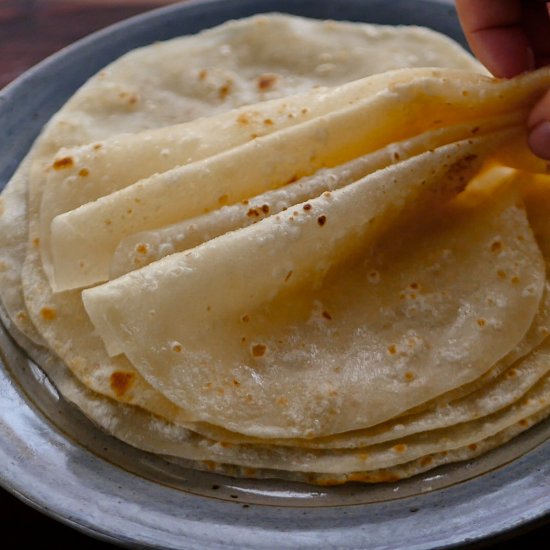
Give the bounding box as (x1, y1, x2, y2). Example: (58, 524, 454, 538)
(456, 0, 550, 159)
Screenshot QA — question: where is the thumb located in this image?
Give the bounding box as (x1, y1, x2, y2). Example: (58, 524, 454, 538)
(527, 89, 550, 160)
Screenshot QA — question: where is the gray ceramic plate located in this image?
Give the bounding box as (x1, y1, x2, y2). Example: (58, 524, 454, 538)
(1, 0, 549, 548)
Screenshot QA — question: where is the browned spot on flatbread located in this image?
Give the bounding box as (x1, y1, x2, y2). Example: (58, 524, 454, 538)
(218, 81, 233, 100)
(257, 74, 278, 91)
(506, 368, 517, 379)
(40, 307, 57, 321)
(53, 156, 74, 170)
(237, 113, 250, 125)
(135, 243, 149, 255)
(347, 471, 401, 483)
(117, 91, 138, 105)
(110, 371, 135, 397)
(251, 343, 266, 357)
(420, 456, 433, 466)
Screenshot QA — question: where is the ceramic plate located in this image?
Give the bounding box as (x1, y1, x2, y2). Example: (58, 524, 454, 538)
(1, 0, 549, 548)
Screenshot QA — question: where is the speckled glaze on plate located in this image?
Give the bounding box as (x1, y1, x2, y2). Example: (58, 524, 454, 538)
(1, 0, 549, 548)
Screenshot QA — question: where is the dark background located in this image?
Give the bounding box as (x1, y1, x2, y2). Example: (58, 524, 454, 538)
(0, 1, 548, 547)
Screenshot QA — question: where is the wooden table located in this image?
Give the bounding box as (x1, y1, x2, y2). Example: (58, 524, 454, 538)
(0, 1, 549, 547)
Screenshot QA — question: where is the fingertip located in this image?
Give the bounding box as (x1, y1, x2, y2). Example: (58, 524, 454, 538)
(527, 121, 550, 161)
(466, 29, 533, 78)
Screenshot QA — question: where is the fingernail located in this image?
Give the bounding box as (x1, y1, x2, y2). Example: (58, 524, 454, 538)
(528, 121, 550, 160)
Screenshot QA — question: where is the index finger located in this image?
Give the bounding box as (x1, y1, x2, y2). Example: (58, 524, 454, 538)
(456, 0, 533, 77)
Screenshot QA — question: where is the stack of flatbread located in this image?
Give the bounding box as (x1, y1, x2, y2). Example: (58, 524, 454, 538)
(1, 14, 550, 485)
